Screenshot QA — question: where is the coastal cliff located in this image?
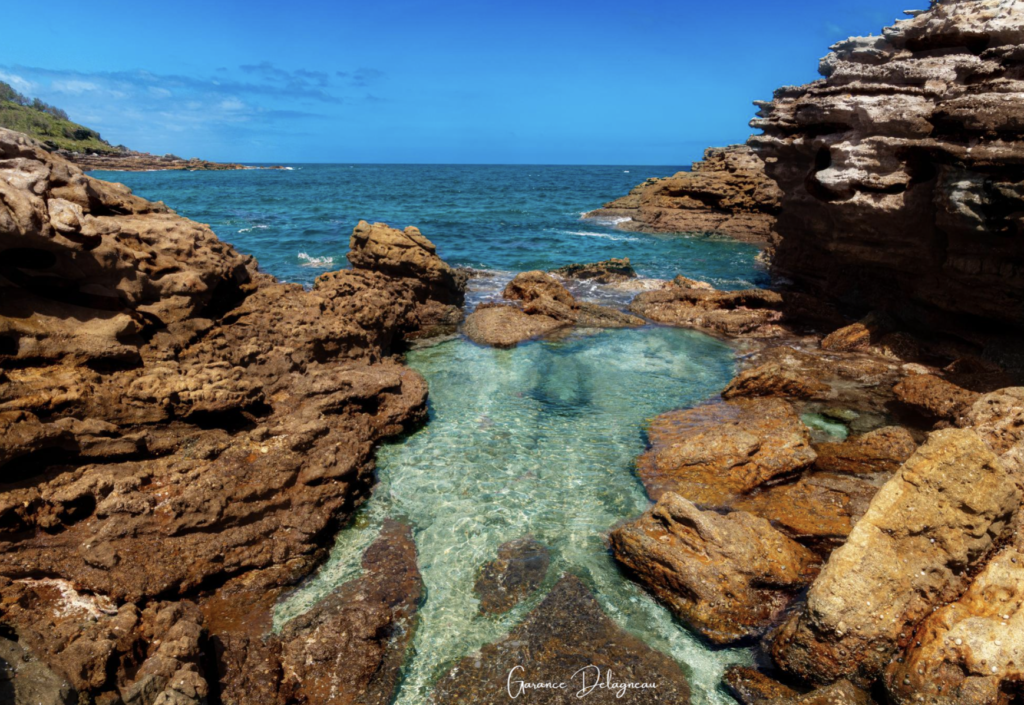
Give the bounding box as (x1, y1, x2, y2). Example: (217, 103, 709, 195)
(750, 0, 1024, 359)
(0, 126, 462, 703)
(584, 145, 781, 245)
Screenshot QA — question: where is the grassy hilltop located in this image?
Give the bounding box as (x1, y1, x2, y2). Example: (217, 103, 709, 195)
(0, 81, 122, 155)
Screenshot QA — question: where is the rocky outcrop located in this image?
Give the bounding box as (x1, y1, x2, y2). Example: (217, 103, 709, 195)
(0, 127, 458, 700)
(724, 667, 876, 705)
(628, 275, 785, 338)
(750, 1, 1024, 356)
(770, 429, 1019, 687)
(462, 270, 643, 347)
(584, 146, 781, 245)
(551, 257, 637, 284)
(212, 520, 422, 705)
(54, 148, 284, 172)
(610, 493, 818, 645)
(813, 426, 917, 475)
(636, 397, 816, 507)
(431, 575, 692, 704)
(474, 536, 550, 615)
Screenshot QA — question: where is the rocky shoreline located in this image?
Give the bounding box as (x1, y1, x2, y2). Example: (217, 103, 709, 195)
(55, 149, 287, 172)
(1, 1, 1023, 704)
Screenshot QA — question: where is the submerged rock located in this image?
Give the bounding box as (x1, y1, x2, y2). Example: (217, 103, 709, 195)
(551, 257, 637, 284)
(474, 536, 550, 615)
(431, 574, 691, 703)
(770, 429, 1020, 687)
(636, 397, 816, 507)
(584, 146, 781, 245)
(629, 275, 784, 338)
(610, 493, 818, 645)
(213, 520, 422, 705)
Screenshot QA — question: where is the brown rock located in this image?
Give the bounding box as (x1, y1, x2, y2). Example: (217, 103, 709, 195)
(770, 429, 1020, 686)
(893, 374, 980, 423)
(723, 667, 876, 705)
(431, 574, 691, 704)
(723, 363, 832, 401)
(813, 426, 917, 475)
(551, 258, 637, 284)
(610, 493, 818, 644)
(503, 270, 577, 308)
(751, 3, 1024, 346)
(820, 323, 873, 353)
(56, 148, 283, 172)
(575, 302, 645, 329)
(584, 146, 781, 246)
(629, 276, 784, 338)
(962, 387, 1024, 455)
(474, 536, 550, 615)
(884, 545, 1024, 705)
(636, 398, 816, 507)
(462, 303, 567, 348)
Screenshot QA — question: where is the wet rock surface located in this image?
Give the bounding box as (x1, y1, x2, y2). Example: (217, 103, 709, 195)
(769, 429, 1020, 687)
(813, 426, 917, 475)
(610, 493, 818, 645)
(0, 128, 457, 701)
(724, 667, 876, 705)
(584, 145, 781, 245)
(474, 536, 550, 615)
(431, 574, 691, 704)
(629, 275, 784, 338)
(551, 257, 637, 284)
(751, 1, 1024, 352)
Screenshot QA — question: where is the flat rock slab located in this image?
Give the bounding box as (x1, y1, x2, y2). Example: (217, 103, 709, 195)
(474, 536, 550, 615)
(432, 574, 690, 703)
(637, 398, 816, 507)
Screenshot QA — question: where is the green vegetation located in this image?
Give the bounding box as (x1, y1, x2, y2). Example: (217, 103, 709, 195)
(0, 81, 123, 155)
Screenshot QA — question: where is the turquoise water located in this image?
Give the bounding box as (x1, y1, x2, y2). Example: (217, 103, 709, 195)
(95, 165, 767, 703)
(275, 328, 752, 704)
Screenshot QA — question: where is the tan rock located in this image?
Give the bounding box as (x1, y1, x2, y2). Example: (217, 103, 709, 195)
(610, 493, 818, 644)
(893, 374, 980, 423)
(770, 429, 1020, 686)
(462, 303, 567, 348)
(723, 667, 876, 705)
(551, 258, 637, 284)
(813, 426, 917, 475)
(629, 276, 784, 338)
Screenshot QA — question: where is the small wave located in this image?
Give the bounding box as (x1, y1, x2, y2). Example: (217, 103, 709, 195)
(238, 224, 270, 233)
(559, 230, 640, 242)
(298, 252, 335, 268)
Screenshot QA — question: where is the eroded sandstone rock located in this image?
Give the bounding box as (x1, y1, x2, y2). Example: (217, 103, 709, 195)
(813, 426, 917, 475)
(551, 257, 637, 284)
(893, 373, 980, 423)
(584, 146, 781, 245)
(636, 398, 816, 506)
(629, 276, 784, 338)
(723, 667, 876, 705)
(610, 493, 818, 644)
(770, 429, 1020, 686)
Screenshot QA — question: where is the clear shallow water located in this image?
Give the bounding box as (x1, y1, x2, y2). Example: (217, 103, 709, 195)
(94, 165, 768, 704)
(276, 327, 752, 704)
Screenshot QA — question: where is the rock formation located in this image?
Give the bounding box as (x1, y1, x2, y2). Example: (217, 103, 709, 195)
(474, 536, 550, 615)
(551, 257, 637, 284)
(770, 429, 1019, 687)
(628, 275, 785, 337)
(750, 1, 1024, 359)
(462, 270, 643, 347)
(584, 145, 781, 245)
(610, 493, 818, 645)
(0, 127, 462, 701)
(431, 574, 692, 704)
(54, 148, 284, 172)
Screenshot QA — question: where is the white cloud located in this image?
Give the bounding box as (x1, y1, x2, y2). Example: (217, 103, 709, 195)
(51, 79, 100, 95)
(0, 71, 34, 93)
(149, 86, 173, 98)
(220, 97, 245, 111)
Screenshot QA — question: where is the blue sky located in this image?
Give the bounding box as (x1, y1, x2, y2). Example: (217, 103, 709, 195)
(2, 0, 913, 164)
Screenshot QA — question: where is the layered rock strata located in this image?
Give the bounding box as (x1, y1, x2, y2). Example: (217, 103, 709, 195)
(750, 0, 1024, 356)
(584, 145, 781, 245)
(54, 148, 284, 172)
(0, 127, 462, 701)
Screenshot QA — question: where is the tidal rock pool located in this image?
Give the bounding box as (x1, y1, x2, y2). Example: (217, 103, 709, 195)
(276, 326, 753, 704)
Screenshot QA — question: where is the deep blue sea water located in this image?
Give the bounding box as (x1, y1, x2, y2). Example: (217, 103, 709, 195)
(93, 164, 767, 292)
(94, 165, 767, 704)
